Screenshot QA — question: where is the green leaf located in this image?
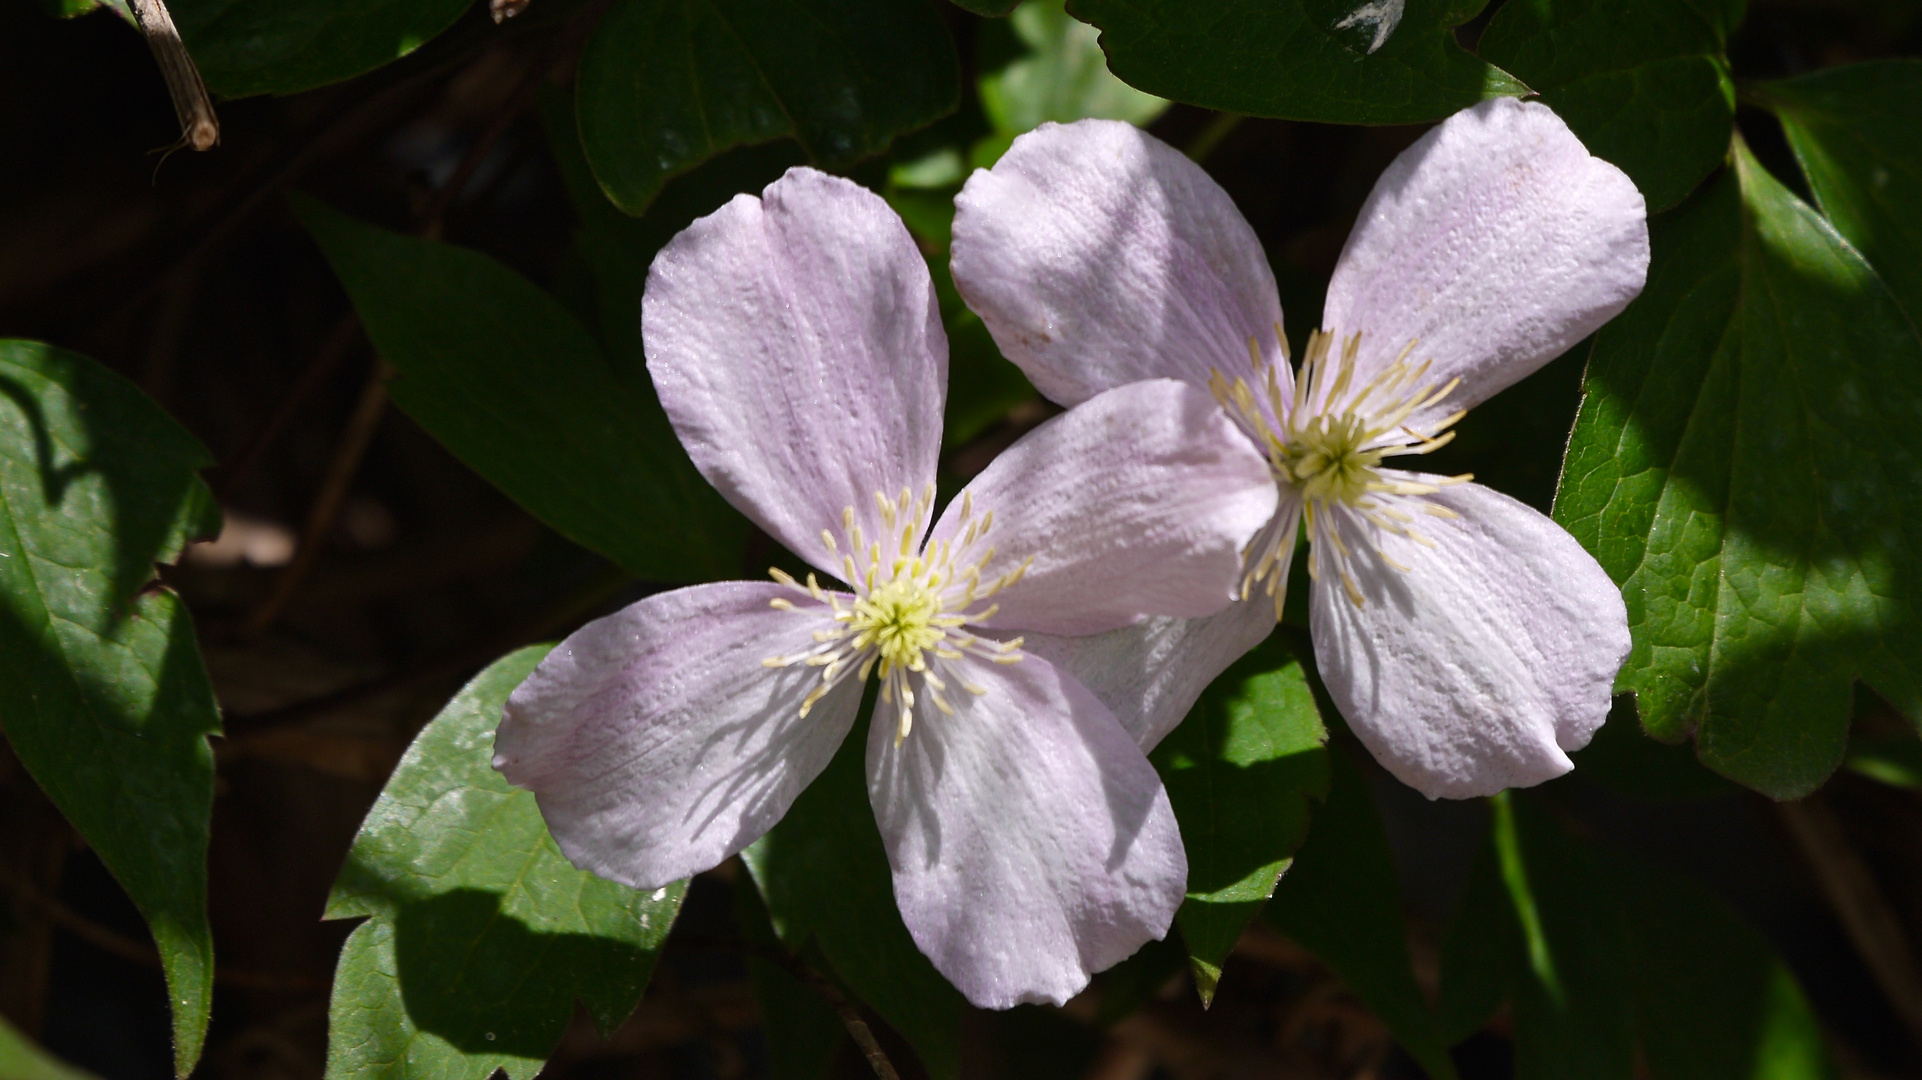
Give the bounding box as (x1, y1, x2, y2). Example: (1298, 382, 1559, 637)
(0, 340, 221, 1079)
(0, 1015, 97, 1080)
(1266, 752, 1458, 1080)
(742, 705, 964, 1080)
(1553, 143, 1922, 799)
(1765, 60, 1922, 323)
(977, 0, 1167, 135)
(575, 0, 960, 215)
(1439, 796, 1834, 1079)
(1065, 0, 1525, 125)
(171, 0, 470, 98)
(542, 88, 807, 383)
(1151, 635, 1327, 1005)
(325, 645, 686, 1080)
(294, 198, 746, 584)
(1843, 726, 1922, 790)
(1478, 0, 1738, 212)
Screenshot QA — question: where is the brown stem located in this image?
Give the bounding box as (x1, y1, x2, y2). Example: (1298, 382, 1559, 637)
(240, 360, 391, 635)
(0, 871, 321, 993)
(1780, 796, 1922, 1047)
(127, 0, 218, 151)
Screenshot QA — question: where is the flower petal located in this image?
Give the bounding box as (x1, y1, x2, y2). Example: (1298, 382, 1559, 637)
(1019, 596, 1280, 752)
(494, 581, 862, 888)
(1309, 480, 1630, 799)
(645, 167, 947, 580)
(931, 379, 1278, 636)
(1321, 98, 1648, 426)
(868, 652, 1186, 1008)
(951, 119, 1288, 407)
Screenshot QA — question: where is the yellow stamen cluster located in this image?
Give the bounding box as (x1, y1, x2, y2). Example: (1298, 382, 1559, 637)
(1209, 326, 1472, 615)
(762, 485, 1030, 743)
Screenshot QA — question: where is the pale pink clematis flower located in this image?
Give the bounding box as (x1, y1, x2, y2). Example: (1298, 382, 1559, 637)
(492, 167, 1279, 1007)
(949, 99, 1648, 799)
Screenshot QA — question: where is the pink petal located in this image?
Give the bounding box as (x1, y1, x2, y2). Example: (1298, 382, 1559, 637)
(1309, 480, 1630, 799)
(645, 168, 946, 580)
(951, 119, 1289, 408)
(1019, 596, 1280, 752)
(494, 581, 862, 888)
(867, 652, 1186, 1008)
(931, 379, 1278, 637)
(1321, 98, 1649, 427)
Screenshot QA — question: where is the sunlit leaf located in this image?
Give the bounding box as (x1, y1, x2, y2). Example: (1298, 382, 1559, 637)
(1151, 634, 1326, 1005)
(295, 198, 747, 585)
(325, 646, 686, 1080)
(977, 0, 1167, 135)
(1066, 0, 1525, 125)
(1478, 0, 1740, 211)
(0, 340, 221, 1079)
(1554, 142, 1922, 798)
(575, 0, 960, 214)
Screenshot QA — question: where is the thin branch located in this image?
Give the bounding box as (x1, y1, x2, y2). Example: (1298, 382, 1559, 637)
(127, 0, 218, 151)
(0, 871, 321, 992)
(1780, 797, 1922, 1047)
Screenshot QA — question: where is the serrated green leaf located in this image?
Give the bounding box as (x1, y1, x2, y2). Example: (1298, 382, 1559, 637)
(1151, 635, 1326, 1005)
(1065, 0, 1525, 125)
(742, 705, 964, 1080)
(171, 0, 470, 98)
(0, 1014, 97, 1080)
(0, 340, 221, 1079)
(1764, 60, 1922, 324)
(294, 198, 747, 585)
(1478, 0, 1738, 212)
(576, 0, 960, 215)
(325, 645, 686, 1080)
(1553, 143, 1922, 799)
(977, 0, 1167, 135)
(1267, 752, 1457, 1080)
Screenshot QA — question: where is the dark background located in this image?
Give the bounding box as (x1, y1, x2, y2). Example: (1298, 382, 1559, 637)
(3, 0, 1922, 1076)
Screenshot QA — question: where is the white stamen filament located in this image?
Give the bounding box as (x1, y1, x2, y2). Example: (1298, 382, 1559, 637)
(761, 484, 1030, 743)
(1210, 327, 1473, 616)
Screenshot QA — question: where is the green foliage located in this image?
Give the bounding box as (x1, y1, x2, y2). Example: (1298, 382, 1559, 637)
(1150, 635, 1327, 1004)
(295, 198, 747, 585)
(0, 340, 221, 1079)
(947, 0, 1020, 14)
(742, 706, 965, 1080)
(171, 0, 471, 98)
(0, 1015, 97, 1080)
(1066, 0, 1525, 124)
(1554, 142, 1922, 799)
(1267, 753, 1458, 1080)
(575, 0, 960, 214)
(1478, 0, 1740, 212)
(977, 0, 1168, 135)
(325, 645, 686, 1080)
(1764, 60, 1922, 322)
(1439, 794, 1833, 1079)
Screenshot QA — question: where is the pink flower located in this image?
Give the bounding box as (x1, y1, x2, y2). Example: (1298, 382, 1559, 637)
(950, 99, 1648, 799)
(493, 167, 1278, 1006)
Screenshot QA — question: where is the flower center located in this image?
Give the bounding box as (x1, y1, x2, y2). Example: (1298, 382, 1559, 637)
(761, 486, 1030, 743)
(1210, 327, 1472, 616)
